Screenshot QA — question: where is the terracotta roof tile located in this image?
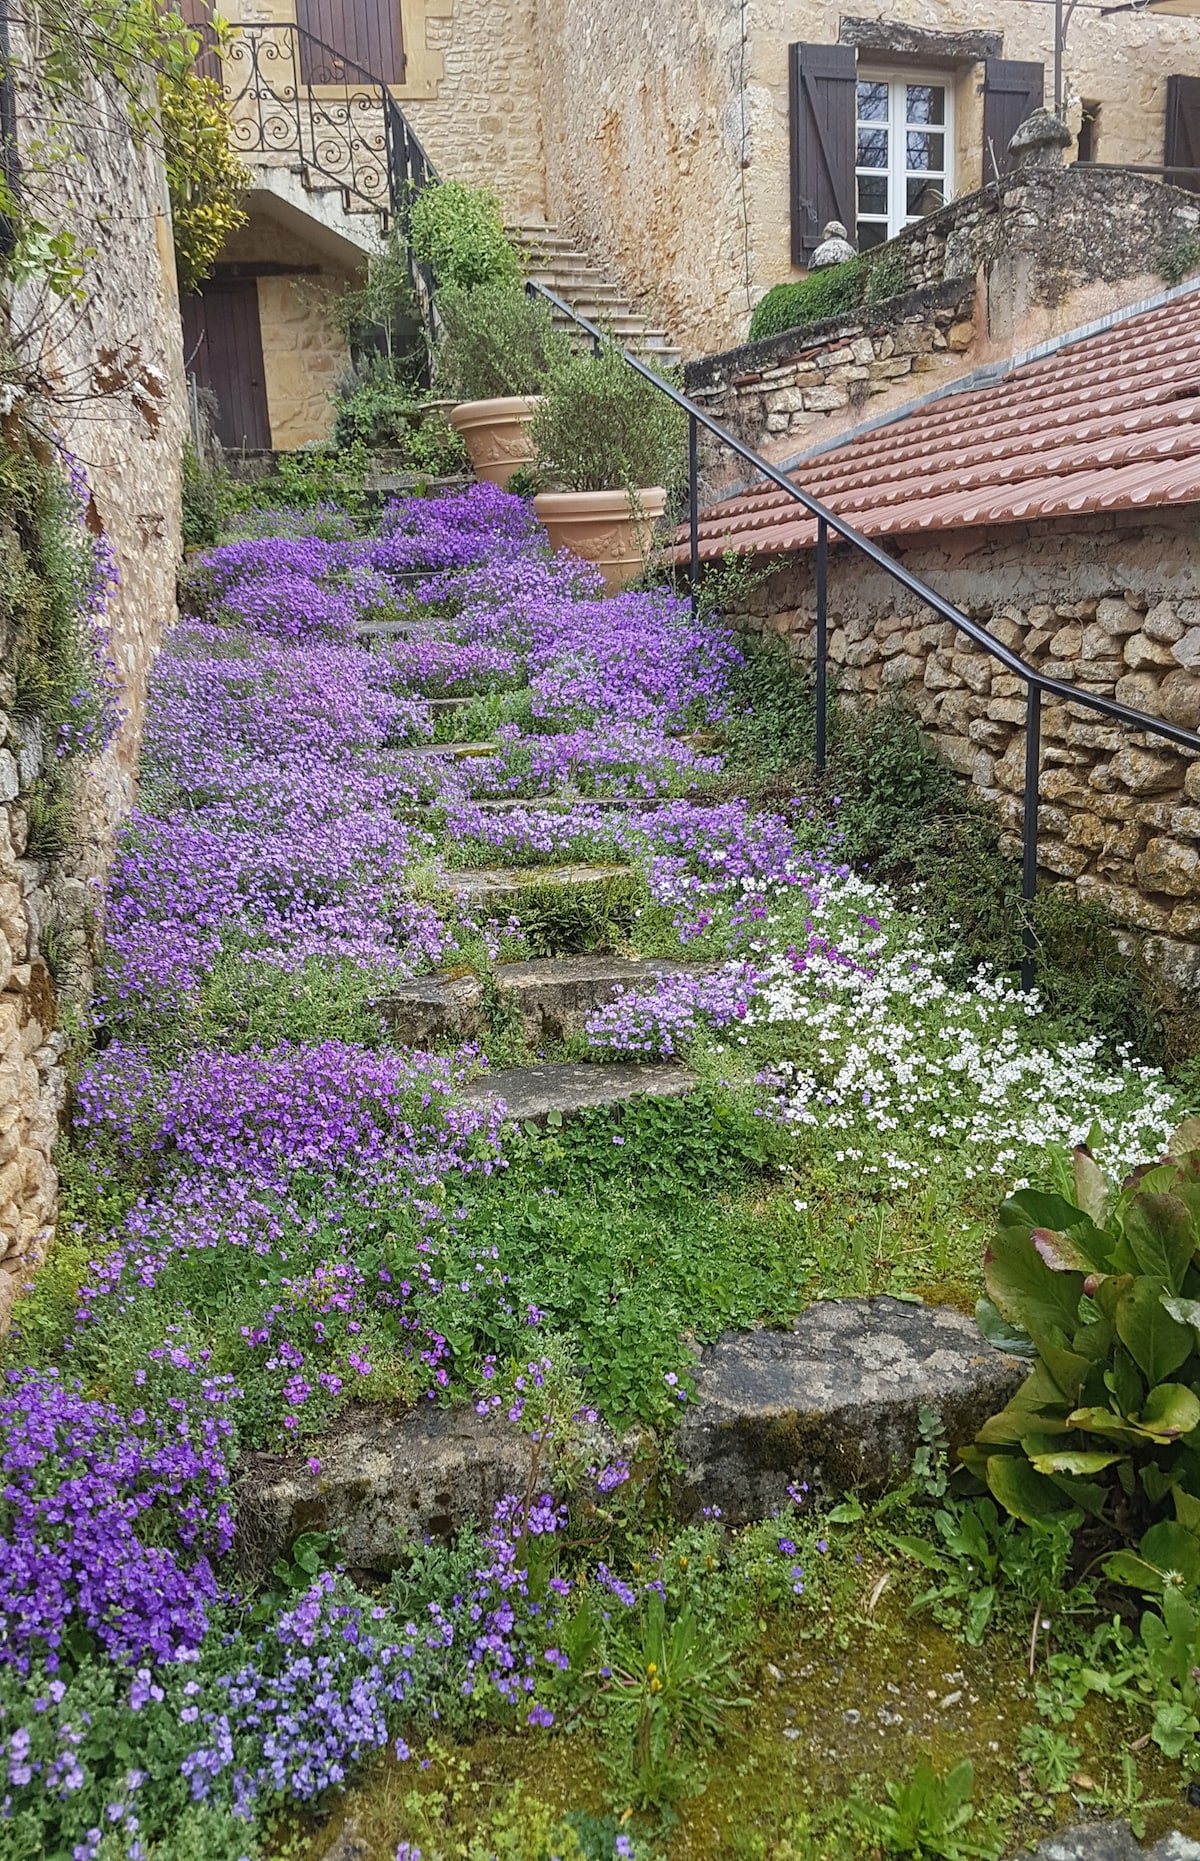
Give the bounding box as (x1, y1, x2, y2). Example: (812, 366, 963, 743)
(685, 288, 1200, 561)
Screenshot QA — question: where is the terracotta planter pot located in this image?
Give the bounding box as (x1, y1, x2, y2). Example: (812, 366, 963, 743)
(533, 487, 668, 590)
(448, 396, 540, 487)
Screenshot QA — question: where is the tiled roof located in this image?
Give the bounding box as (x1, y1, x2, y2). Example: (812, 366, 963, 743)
(688, 285, 1200, 561)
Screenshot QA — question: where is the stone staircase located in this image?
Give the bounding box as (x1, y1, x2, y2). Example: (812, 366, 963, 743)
(511, 222, 682, 371)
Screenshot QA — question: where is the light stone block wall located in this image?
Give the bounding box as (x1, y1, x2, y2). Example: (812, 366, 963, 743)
(2, 61, 185, 1325)
(735, 509, 1200, 998)
(534, 0, 749, 357)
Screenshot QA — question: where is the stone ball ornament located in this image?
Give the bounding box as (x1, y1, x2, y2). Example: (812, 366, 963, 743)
(811, 221, 857, 269)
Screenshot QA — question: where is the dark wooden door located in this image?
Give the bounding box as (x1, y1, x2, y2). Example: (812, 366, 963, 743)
(982, 60, 1045, 182)
(181, 283, 271, 451)
(180, 0, 222, 83)
(295, 0, 405, 84)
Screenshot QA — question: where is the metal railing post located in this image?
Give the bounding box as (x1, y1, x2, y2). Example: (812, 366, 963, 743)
(815, 517, 828, 777)
(688, 413, 700, 618)
(1021, 684, 1042, 994)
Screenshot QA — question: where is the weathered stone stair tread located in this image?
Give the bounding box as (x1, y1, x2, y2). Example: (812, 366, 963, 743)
(234, 1297, 1022, 1574)
(425, 696, 471, 715)
(380, 954, 715, 1045)
(444, 862, 629, 899)
(407, 741, 499, 760)
(672, 1297, 1024, 1524)
(1020, 1827, 1200, 1859)
(461, 1060, 698, 1124)
(358, 618, 443, 638)
(464, 795, 639, 812)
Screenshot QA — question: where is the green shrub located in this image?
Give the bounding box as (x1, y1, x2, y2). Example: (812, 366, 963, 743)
(332, 373, 468, 473)
(410, 181, 522, 290)
(966, 1127, 1200, 1593)
(530, 343, 686, 493)
(435, 280, 569, 401)
(747, 248, 910, 344)
(748, 258, 866, 343)
(181, 440, 232, 548)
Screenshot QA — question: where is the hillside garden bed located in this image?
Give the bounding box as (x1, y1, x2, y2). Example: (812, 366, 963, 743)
(3, 486, 1200, 1860)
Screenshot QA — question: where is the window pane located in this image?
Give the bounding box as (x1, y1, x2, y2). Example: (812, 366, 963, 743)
(906, 84, 945, 126)
(857, 80, 888, 122)
(857, 127, 889, 168)
(907, 131, 944, 172)
(857, 221, 887, 249)
(907, 176, 946, 215)
(857, 172, 888, 214)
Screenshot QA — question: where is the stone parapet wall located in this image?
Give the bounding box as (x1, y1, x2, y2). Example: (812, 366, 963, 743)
(686, 277, 977, 503)
(687, 166, 1200, 488)
(734, 509, 1200, 997)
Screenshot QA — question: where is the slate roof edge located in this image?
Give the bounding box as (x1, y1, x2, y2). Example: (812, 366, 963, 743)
(703, 271, 1200, 511)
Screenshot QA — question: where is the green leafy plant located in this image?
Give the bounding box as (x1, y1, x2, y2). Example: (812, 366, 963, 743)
(1017, 1721, 1081, 1794)
(529, 343, 686, 493)
(748, 249, 910, 343)
(332, 372, 468, 473)
(326, 229, 423, 374)
(965, 1126, 1200, 1585)
(161, 65, 249, 293)
(410, 180, 522, 290)
(181, 439, 233, 548)
(434, 280, 569, 402)
(844, 1759, 1000, 1859)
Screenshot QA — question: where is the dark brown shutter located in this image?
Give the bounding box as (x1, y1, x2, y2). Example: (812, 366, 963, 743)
(180, 0, 222, 84)
(181, 282, 271, 451)
(296, 0, 405, 85)
(789, 42, 857, 266)
(1165, 75, 1200, 193)
(982, 59, 1044, 182)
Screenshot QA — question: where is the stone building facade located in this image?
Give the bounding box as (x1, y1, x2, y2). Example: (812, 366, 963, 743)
(732, 509, 1200, 996)
(1, 52, 186, 1325)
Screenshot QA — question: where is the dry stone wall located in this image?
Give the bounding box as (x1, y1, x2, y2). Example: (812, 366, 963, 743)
(0, 59, 185, 1326)
(734, 509, 1200, 998)
(687, 277, 977, 502)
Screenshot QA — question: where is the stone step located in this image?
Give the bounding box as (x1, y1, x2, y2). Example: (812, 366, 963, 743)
(381, 953, 716, 1046)
(461, 1058, 698, 1125)
(234, 1298, 1024, 1574)
(358, 618, 442, 639)
(426, 696, 471, 716)
(442, 861, 631, 906)
(405, 741, 499, 761)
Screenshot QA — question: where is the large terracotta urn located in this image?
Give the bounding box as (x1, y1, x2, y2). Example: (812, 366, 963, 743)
(533, 487, 668, 590)
(448, 396, 540, 487)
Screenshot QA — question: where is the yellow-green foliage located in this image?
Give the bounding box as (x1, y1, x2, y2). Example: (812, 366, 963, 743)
(161, 68, 249, 294)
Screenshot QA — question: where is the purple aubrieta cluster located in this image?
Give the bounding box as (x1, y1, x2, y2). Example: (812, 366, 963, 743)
(0, 1369, 233, 1675)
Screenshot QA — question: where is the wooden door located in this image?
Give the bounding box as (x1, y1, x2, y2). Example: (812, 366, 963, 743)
(181, 283, 271, 451)
(982, 60, 1045, 183)
(295, 0, 405, 84)
(179, 0, 222, 83)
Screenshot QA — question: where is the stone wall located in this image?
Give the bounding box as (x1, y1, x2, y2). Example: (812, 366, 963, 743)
(734, 508, 1200, 996)
(686, 277, 977, 502)
(0, 55, 186, 1324)
(534, 0, 749, 358)
(401, 0, 547, 219)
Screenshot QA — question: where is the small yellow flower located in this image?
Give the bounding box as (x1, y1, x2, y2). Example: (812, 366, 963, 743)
(678, 1555, 688, 1569)
(649, 1677, 663, 1693)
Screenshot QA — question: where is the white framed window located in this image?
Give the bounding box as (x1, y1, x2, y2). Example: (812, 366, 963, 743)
(855, 72, 953, 249)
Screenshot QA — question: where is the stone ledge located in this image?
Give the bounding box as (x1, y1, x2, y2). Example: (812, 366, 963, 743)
(235, 1299, 1023, 1574)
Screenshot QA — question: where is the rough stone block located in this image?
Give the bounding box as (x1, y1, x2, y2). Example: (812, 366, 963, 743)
(461, 1061, 698, 1126)
(1093, 597, 1143, 635)
(671, 1299, 1024, 1524)
(1136, 838, 1200, 898)
(1160, 669, 1200, 730)
(1108, 745, 1181, 793)
(1124, 632, 1177, 669)
(1143, 602, 1185, 644)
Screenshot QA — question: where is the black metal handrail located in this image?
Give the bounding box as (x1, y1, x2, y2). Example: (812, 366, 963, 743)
(220, 20, 438, 321)
(527, 278, 1200, 990)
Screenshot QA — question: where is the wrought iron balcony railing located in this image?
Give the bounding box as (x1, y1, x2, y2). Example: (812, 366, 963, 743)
(220, 20, 437, 226)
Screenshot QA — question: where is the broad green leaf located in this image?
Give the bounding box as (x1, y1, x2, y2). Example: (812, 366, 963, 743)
(1028, 1448, 1122, 1475)
(1161, 1292, 1200, 1341)
(1103, 1549, 1167, 1591)
(1136, 1383, 1200, 1442)
(1000, 1188, 1088, 1231)
(1115, 1277, 1193, 1383)
(1139, 1520, 1200, 1587)
(1168, 1116, 1200, 1157)
(1031, 1227, 1103, 1275)
(1072, 1146, 1110, 1227)
(974, 1296, 1037, 1359)
(1066, 1406, 1144, 1446)
(1174, 1487, 1200, 1533)
(1103, 1345, 1144, 1419)
(985, 1453, 1077, 1527)
(1124, 1193, 1197, 1292)
(985, 1224, 1083, 1351)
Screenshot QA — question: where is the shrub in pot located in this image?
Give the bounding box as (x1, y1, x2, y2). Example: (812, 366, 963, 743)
(528, 343, 686, 589)
(437, 282, 569, 487)
(409, 181, 521, 291)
